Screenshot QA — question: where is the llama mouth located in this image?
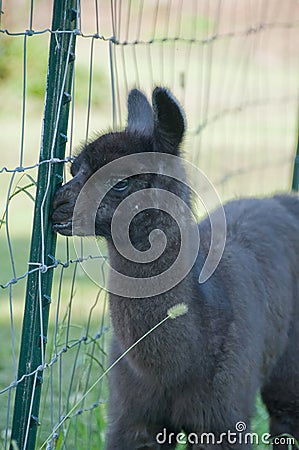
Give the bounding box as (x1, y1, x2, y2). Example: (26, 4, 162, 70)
(52, 220, 73, 235)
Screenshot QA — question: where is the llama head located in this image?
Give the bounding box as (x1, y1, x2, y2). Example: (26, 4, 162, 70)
(52, 87, 189, 243)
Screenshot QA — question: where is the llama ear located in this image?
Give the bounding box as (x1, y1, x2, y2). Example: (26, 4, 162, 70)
(127, 89, 154, 135)
(152, 87, 185, 154)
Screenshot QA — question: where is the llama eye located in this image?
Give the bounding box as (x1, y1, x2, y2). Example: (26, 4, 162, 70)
(112, 179, 129, 192)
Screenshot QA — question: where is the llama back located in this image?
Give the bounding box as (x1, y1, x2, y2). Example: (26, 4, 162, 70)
(198, 193, 299, 272)
(227, 194, 299, 272)
(273, 193, 299, 222)
(197, 194, 299, 382)
(194, 194, 299, 327)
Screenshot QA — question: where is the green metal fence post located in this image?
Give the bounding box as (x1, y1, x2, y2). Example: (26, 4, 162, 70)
(11, 1, 77, 449)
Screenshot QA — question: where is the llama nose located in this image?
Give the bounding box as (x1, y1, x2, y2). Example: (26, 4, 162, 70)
(52, 183, 77, 226)
(52, 183, 75, 210)
(52, 186, 65, 210)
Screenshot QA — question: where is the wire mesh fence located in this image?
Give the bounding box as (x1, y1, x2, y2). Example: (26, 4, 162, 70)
(0, 1, 299, 449)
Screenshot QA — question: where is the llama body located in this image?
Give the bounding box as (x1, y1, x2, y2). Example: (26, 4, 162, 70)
(52, 88, 299, 449)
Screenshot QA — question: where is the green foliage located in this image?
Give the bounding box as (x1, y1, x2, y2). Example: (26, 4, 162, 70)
(73, 61, 107, 108)
(181, 14, 215, 36)
(0, 35, 48, 99)
(0, 35, 107, 107)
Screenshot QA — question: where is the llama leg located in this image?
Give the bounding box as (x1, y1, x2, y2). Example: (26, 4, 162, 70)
(184, 427, 253, 450)
(106, 421, 178, 449)
(183, 403, 254, 449)
(261, 325, 299, 450)
(106, 345, 178, 449)
(262, 379, 299, 450)
(187, 441, 252, 450)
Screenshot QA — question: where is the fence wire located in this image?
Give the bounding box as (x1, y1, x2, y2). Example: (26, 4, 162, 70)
(0, 1, 299, 449)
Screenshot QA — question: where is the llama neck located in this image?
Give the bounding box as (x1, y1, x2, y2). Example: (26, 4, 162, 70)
(107, 206, 194, 287)
(106, 209, 203, 379)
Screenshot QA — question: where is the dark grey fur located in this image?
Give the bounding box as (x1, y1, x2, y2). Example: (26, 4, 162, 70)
(52, 87, 299, 449)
